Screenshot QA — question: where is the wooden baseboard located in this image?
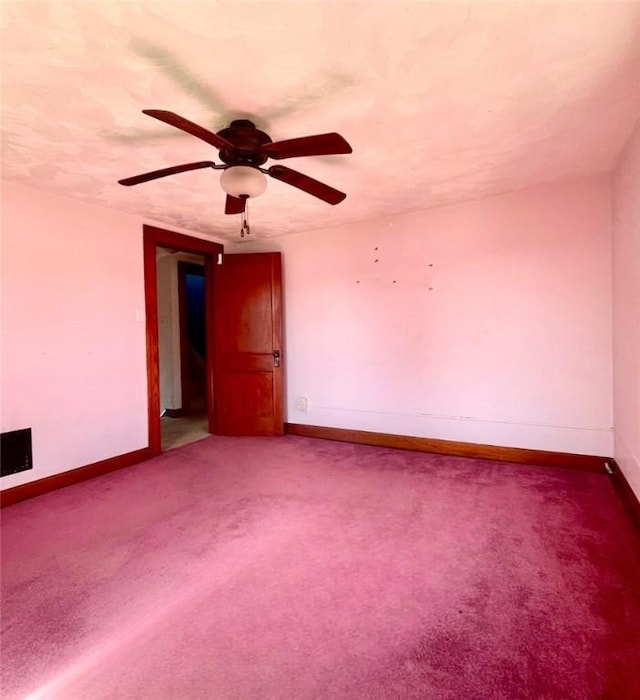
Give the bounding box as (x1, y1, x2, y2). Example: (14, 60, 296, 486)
(608, 459, 640, 531)
(284, 423, 608, 472)
(0, 447, 152, 508)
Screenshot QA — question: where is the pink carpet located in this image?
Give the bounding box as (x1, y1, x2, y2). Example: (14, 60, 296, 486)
(2, 435, 639, 699)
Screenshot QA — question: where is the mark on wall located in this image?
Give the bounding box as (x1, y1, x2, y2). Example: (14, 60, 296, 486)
(354, 246, 436, 289)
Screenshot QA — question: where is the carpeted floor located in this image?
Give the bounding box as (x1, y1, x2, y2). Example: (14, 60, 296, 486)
(1, 435, 639, 699)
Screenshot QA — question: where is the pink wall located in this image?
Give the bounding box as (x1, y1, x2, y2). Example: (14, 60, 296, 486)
(232, 178, 613, 456)
(612, 120, 640, 498)
(1, 176, 615, 492)
(0, 182, 151, 488)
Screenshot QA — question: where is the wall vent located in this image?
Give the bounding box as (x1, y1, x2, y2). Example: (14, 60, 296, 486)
(1, 428, 33, 477)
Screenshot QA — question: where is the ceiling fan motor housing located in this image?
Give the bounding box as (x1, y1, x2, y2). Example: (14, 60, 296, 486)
(217, 120, 272, 166)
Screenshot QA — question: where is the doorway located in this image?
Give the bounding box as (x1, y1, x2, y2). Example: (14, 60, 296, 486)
(144, 225, 285, 454)
(143, 225, 223, 457)
(155, 250, 209, 450)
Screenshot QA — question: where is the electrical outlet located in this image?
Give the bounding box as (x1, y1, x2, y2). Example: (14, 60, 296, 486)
(295, 396, 308, 412)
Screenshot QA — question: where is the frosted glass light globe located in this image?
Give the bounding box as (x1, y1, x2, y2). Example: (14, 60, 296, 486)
(220, 166, 267, 199)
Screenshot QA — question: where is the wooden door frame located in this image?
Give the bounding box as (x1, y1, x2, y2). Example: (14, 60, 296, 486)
(143, 225, 223, 456)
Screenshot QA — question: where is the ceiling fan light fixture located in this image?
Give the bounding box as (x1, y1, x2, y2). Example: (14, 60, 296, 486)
(220, 165, 267, 199)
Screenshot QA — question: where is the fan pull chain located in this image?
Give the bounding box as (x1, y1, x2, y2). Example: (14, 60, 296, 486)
(240, 200, 251, 238)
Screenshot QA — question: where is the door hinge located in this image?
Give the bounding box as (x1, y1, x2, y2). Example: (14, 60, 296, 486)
(604, 461, 614, 475)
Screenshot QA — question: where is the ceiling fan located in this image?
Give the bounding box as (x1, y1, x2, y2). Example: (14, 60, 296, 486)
(118, 110, 352, 214)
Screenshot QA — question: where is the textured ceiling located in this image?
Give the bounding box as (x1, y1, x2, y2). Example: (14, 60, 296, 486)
(2, 1, 640, 241)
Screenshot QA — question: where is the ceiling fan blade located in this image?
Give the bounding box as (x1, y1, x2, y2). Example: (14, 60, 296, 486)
(268, 165, 346, 205)
(142, 110, 234, 150)
(225, 194, 247, 215)
(263, 133, 352, 160)
(118, 161, 216, 186)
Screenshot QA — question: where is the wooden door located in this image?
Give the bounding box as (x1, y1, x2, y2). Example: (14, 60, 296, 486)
(214, 252, 284, 435)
